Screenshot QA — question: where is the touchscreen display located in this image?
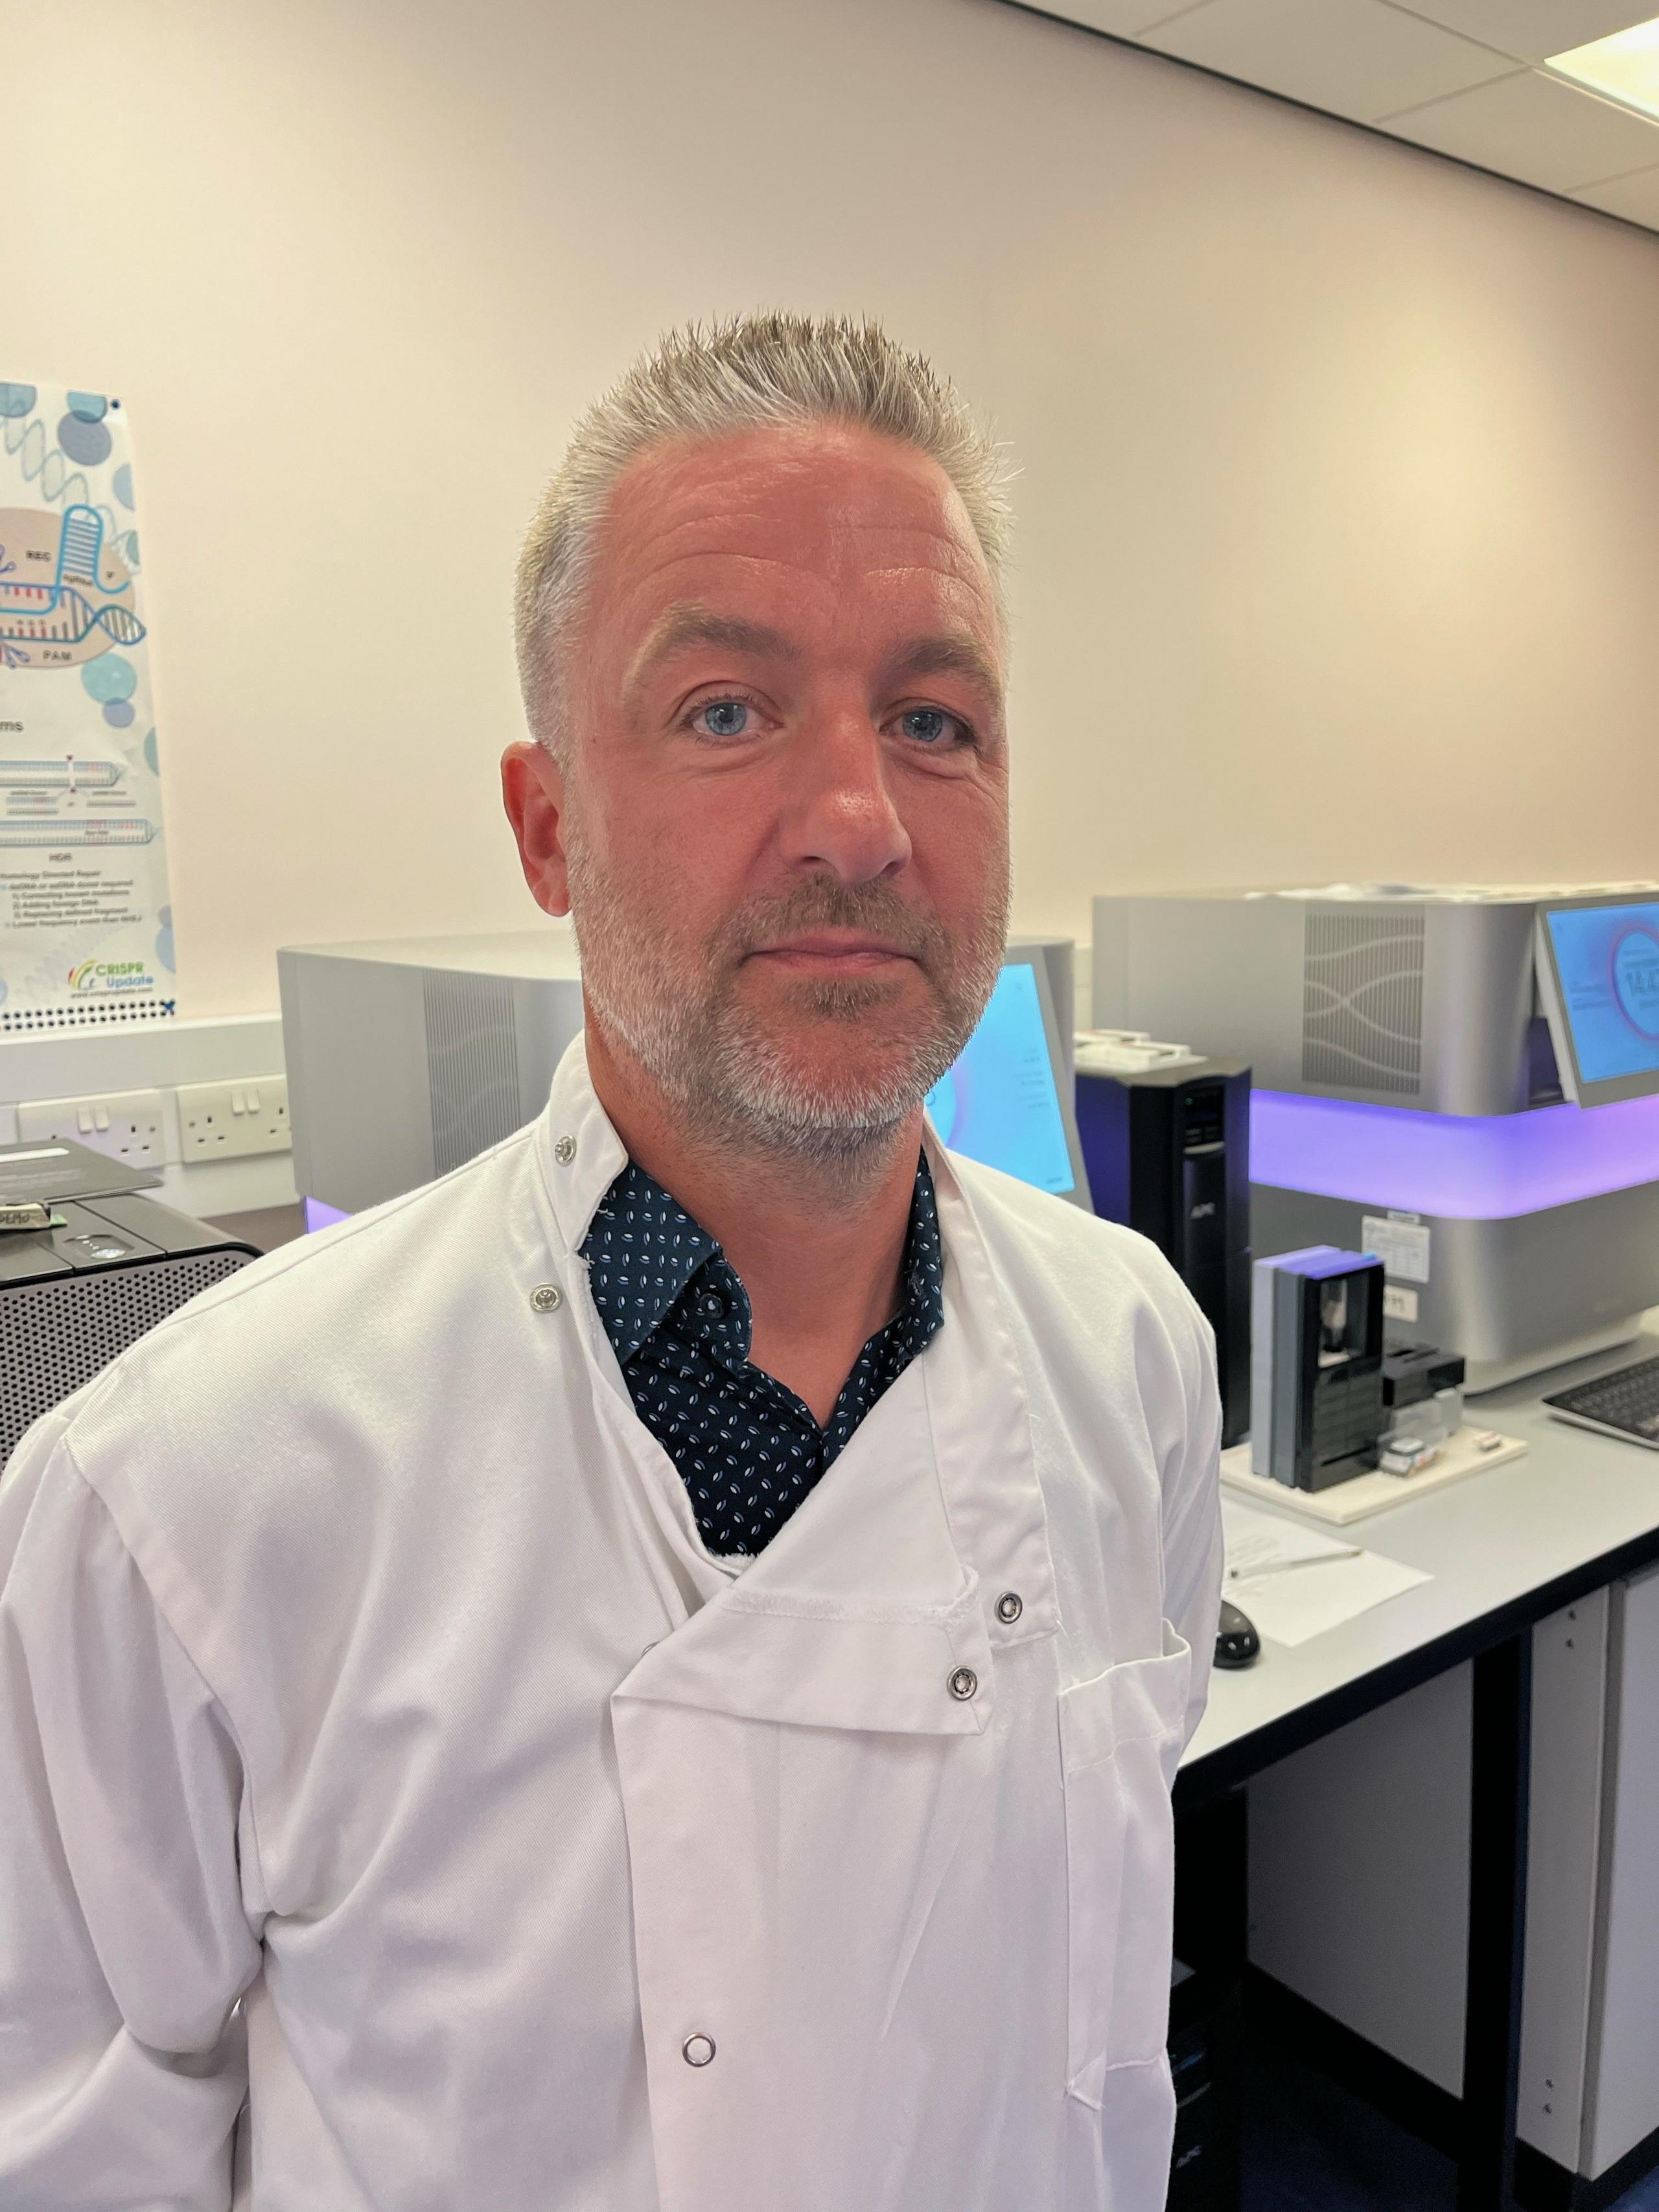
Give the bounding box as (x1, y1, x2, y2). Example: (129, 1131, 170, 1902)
(925, 961, 1076, 1195)
(1546, 902, 1659, 1086)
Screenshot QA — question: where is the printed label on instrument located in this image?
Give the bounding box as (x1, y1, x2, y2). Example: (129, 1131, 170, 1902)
(1382, 1283, 1420, 1323)
(1362, 1213, 1431, 1284)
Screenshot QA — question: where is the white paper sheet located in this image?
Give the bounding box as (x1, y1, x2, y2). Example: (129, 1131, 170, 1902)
(1221, 1498, 1432, 1648)
(1, 381, 175, 1030)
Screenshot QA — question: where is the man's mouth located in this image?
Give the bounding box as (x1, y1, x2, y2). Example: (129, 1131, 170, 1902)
(748, 929, 919, 972)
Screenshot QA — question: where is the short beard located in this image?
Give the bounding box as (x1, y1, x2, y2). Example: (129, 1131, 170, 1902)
(566, 835, 1009, 1171)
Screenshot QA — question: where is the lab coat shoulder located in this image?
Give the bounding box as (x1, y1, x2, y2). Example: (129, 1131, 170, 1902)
(31, 1121, 564, 1773)
(942, 1148, 1223, 1713)
(944, 1145, 1218, 1419)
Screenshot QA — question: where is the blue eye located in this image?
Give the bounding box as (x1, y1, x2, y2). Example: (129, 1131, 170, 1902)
(693, 699, 751, 738)
(900, 708, 957, 745)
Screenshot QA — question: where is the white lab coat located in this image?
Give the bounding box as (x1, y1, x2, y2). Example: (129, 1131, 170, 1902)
(0, 1038, 1222, 2212)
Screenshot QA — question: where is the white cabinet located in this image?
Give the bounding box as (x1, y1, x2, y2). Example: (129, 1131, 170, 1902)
(1249, 1578, 1659, 2185)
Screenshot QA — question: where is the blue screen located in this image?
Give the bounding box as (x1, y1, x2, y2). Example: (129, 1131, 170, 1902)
(1547, 903, 1659, 1086)
(925, 962, 1076, 1195)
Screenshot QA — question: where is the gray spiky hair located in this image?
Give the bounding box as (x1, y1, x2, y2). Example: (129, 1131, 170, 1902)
(513, 312, 1013, 754)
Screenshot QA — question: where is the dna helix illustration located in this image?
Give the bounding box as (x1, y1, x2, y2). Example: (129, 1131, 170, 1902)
(0, 586, 148, 651)
(0, 502, 148, 657)
(2, 410, 140, 578)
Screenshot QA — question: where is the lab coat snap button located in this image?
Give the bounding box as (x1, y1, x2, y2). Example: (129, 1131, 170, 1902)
(682, 2033, 716, 2067)
(948, 1666, 979, 1701)
(553, 1134, 577, 1165)
(529, 1283, 563, 1313)
(995, 1591, 1023, 1625)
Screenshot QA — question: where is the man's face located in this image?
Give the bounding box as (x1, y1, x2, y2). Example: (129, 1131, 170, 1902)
(503, 423, 1010, 1158)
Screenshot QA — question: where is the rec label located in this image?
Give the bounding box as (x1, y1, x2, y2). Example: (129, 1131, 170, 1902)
(1362, 1212, 1432, 1285)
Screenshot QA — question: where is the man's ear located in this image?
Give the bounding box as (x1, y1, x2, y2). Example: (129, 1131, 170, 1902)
(501, 741, 573, 917)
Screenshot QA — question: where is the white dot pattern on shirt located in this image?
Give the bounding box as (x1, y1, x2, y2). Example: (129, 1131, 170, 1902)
(581, 1156, 945, 1556)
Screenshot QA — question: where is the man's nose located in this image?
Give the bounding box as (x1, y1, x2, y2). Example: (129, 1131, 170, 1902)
(779, 713, 913, 884)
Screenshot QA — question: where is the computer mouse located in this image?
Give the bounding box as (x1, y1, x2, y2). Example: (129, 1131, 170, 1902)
(1214, 1599, 1260, 1669)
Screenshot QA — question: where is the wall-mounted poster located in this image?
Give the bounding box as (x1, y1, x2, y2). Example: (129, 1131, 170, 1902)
(0, 382, 176, 1033)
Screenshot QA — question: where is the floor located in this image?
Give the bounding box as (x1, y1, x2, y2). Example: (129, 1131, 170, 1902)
(1242, 2028, 1659, 2212)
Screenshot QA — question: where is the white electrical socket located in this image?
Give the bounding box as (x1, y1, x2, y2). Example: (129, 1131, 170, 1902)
(176, 1075, 290, 1160)
(17, 1088, 168, 1167)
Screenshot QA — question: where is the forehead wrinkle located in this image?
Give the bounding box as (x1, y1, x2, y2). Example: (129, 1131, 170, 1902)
(606, 450, 983, 569)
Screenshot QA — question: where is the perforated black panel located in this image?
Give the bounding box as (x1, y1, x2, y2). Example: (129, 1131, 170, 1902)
(0, 1251, 252, 1467)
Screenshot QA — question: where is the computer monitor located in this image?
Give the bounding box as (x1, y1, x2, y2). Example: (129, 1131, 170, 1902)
(925, 949, 1091, 1206)
(1536, 894, 1659, 1108)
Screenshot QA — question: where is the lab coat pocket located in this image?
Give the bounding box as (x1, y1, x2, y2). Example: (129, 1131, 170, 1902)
(1058, 1622, 1191, 2110)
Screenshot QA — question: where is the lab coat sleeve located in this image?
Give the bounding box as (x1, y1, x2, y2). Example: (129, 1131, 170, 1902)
(0, 1410, 260, 2211)
(1161, 1305, 1225, 1747)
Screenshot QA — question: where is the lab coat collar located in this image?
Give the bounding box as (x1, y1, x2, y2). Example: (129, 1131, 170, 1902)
(534, 1036, 1060, 1732)
(537, 1036, 632, 1255)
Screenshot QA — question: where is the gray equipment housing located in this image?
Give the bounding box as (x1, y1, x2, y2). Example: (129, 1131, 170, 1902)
(1092, 887, 1659, 1392)
(1253, 1183, 1659, 1394)
(1092, 886, 1564, 1115)
(1010, 935, 1078, 1089)
(278, 930, 585, 1215)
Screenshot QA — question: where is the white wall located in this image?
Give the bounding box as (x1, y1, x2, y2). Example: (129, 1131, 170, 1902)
(6, 0, 1658, 1018)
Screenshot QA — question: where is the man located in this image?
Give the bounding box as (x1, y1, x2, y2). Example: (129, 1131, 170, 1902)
(0, 314, 1221, 2211)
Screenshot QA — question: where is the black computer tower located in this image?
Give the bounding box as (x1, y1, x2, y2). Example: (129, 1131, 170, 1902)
(1, 1139, 258, 1466)
(1074, 1060, 1251, 1449)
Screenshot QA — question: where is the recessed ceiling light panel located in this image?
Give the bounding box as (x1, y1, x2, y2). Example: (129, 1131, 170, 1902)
(1548, 14, 1659, 124)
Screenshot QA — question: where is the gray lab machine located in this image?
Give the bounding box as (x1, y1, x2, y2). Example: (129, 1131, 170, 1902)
(279, 929, 586, 1215)
(1093, 885, 1659, 1390)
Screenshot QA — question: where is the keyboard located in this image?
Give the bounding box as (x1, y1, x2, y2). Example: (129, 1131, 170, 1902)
(1544, 1355, 1659, 1449)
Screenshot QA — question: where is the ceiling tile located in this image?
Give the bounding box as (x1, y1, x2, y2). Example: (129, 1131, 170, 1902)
(1024, 0, 1212, 36)
(1383, 3, 1659, 67)
(1143, 0, 1516, 123)
(1381, 64, 1659, 187)
(1569, 158, 1659, 222)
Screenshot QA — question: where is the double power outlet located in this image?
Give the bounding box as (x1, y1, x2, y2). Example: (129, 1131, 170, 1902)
(17, 1076, 290, 1167)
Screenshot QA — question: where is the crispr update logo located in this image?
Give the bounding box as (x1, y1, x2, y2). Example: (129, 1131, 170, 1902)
(67, 959, 152, 994)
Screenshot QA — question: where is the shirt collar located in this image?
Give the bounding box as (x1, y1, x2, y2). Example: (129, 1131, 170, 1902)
(579, 1148, 944, 1374)
(538, 1035, 947, 1351)
(581, 1162, 718, 1362)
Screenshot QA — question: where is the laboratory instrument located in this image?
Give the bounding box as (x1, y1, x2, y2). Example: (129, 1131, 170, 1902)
(1093, 885, 1659, 1388)
(1073, 1038, 1251, 1445)
(279, 929, 586, 1215)
(0, 1136, 256, 1464)
(922, 939, 1091, 1207)
(1251, 1246, 1386, 1491)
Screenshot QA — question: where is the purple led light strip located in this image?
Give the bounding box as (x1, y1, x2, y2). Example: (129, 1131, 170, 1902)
(1249, 1089, 1659, 1220)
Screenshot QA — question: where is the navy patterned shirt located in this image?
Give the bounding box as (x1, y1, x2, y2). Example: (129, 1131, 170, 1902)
(581, 1155, 945, 1556)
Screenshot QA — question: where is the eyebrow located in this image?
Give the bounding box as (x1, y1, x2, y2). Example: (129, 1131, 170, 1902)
(886, 632, 1004, 703)
(625, 603, 799, 699)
